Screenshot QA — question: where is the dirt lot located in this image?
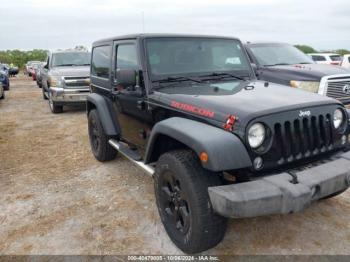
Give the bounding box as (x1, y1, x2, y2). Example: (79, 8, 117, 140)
(0, 77, 350, 255)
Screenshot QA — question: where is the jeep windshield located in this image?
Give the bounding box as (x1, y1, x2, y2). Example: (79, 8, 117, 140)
(52, 52, 91, 67)
(248, 43, 314, 66)
(146, 37, 252, 83)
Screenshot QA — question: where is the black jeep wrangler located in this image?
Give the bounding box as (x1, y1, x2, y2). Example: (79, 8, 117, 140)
(87, 34, 350, 253)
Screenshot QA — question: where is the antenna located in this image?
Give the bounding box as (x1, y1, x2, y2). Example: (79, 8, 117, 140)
(142, 11, 145, 33)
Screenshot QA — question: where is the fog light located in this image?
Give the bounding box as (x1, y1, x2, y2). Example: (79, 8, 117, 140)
(341, 135, 347, 145)
(253, 157, 263, 170)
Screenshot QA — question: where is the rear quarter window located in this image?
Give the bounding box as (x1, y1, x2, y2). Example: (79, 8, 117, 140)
(91, 45, 111, 78)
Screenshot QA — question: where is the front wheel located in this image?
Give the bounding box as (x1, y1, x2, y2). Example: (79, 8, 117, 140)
(88, 109, 117, 162)
(154, 150, 227, 254)
(48, 91, 63, 114)
(42, 85, 48, 100)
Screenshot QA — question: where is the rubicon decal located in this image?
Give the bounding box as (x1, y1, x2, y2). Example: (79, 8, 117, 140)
(171, 101, 215, 118)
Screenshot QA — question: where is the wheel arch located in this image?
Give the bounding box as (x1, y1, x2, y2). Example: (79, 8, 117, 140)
(86, 93, 121, 137)
(144, 117, 252, 172)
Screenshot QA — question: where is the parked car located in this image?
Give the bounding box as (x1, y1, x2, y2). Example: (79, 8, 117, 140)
(0, 77, 5, 100)
(31, 63, 41, 81)
(35, 62, 46, 88)
(87, 34, 350, 253)
(25, 61, 41, 76)
(342, 54, 350, 69)
(309, 53, 343, 65)
(0, 66, 10, 90)
(0, 63, 9, 74)
(245, 42, 350, 106)
(41, 50, 91, 113)
(9, 66, 19, 77)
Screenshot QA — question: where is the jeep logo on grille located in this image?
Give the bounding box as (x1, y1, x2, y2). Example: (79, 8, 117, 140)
(299, 110, 311, 117)
(343, 84, 350, 95)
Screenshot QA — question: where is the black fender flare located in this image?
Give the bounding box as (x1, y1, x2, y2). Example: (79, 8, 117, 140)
(86, 93, 121, 136)
(144, 117, 252, 172)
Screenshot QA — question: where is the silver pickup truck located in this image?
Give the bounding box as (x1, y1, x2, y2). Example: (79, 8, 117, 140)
(41, 50, 91, 113)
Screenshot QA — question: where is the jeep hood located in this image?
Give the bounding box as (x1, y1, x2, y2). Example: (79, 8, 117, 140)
(152, 80, 341, 126)
(264, 63, 350, 81)
(50, 66, 90, 77)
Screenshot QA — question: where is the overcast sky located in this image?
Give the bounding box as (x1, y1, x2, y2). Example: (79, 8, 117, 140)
(1, 0, 349, 51)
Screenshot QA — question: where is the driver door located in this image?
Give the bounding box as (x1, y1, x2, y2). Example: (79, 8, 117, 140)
(112, 40, 152, 150)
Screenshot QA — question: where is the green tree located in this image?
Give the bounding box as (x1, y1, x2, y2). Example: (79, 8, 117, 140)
(335, 49, 350, 56)
(0, 49, 48, 69)
(294, 45, 317, 54)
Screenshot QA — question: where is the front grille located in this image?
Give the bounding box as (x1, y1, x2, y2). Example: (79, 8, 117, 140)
(326, 76, 350, 101)
(273, 114, 334, 165)
(63, 76, 90, 89)
(253, 105, 348, 170)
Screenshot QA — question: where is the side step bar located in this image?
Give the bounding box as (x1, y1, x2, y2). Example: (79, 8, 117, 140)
(108, 139, 155, 176)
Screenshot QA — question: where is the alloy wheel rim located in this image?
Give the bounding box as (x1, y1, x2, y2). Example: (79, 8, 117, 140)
(160, 171, 190, 234)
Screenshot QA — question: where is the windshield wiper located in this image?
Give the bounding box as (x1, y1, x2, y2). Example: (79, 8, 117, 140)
(297, 62, 312, 64)
(265, 63, 291, 66)
(56, 64, 76, 66)
(153, 76, 201, 84)
(199, 72, 245, 81)
(56, 63, 90, 66)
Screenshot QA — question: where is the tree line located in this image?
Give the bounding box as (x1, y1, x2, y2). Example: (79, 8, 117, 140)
(294, 45, 349, 55)
(0, 49, 48, 69)
(0, 45, 349, 70)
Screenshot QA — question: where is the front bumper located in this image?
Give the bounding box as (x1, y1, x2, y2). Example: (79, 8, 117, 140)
(50, 87, 89, 104)
(208, 151, 350, 218)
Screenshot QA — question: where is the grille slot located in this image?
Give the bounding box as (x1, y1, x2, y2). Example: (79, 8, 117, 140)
(273, 114, 333, 164)
(326, 78, 350, 100)
(63, 76, 90, 88)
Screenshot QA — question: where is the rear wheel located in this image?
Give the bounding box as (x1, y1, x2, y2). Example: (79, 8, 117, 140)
(88, 109, 117, 162)
(154, 150, 227, 254)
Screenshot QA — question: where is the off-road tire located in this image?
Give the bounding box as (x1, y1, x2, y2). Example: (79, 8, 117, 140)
(88, 109, 117, 162)
(48, 91, 63, 114)
(154, 150, 227, 254)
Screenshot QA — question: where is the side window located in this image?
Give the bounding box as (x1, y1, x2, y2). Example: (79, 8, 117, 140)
(312, 55, 326, 61)
(116, 44, 138, 70)
(91, 45, 110, 78)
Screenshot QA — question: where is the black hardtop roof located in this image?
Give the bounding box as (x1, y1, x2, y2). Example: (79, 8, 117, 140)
(92, 33, 241, 46)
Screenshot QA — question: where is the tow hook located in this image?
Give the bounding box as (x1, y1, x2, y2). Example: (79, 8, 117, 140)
(287, 171, 299, 184)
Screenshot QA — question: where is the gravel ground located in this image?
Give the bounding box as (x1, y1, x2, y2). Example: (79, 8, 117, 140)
(0, 76, 350, 255)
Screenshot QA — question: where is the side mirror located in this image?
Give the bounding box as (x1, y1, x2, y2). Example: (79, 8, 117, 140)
(116, 69, 137, 87)
(44, 64, 48, 69)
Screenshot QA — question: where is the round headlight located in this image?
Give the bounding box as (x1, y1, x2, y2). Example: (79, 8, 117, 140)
(333, 109, 344, 129)
(248, 123, 266, 149)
